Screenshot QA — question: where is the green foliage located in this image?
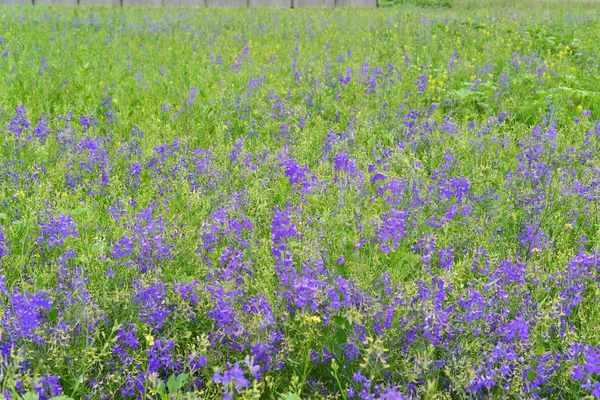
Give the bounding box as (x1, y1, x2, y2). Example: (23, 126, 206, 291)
(281, 393, 302, 400)
(380, 0, 453, 7)
(0, 2, 600, 399)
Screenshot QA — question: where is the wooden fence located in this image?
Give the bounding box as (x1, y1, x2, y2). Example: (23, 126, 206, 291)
(0, 0, 377, 6)
(7, 0, 600, 7)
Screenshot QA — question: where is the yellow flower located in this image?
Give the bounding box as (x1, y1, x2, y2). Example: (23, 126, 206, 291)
(145, 334, 155, 347)
(305, 315, 321, 325)
(564, 223, 573, 231)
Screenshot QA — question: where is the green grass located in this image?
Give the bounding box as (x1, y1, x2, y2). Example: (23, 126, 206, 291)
(0, 3, 600, 399)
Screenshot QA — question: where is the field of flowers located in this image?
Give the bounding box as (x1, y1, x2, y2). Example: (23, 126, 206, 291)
(1, 3, 600, 399)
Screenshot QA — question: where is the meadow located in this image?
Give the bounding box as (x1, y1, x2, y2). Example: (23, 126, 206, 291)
(1, 3, 600, 399)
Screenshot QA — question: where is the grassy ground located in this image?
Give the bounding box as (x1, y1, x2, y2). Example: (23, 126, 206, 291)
(1, 3, 600, 399)
(380, 0, 600, 7)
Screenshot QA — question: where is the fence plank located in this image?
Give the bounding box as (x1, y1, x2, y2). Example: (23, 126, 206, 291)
(1, 0, 33, 4)
(335, 0, 375, 6)
(36, 0, 78, 5)
(164, 0, 204, 6)
(206, 0, 246, 6)
(79, 0, 120, 5)
(122, 0, 162, 5)
(249, 0, 290, 7)
(295, 0, 333, 6)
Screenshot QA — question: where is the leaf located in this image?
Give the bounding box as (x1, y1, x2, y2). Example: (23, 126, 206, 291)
(335, 259, 348, 277)
(50, 397, 76, 400)
(156, 379, 166, 396)
(329, 316, 349, 358)
(21, 393, 39, 400)
(334, 326, 347, 347)
(527, 370, 537, 382)
(48, 307, 59, 322)
(332, 316, 349, 328)
(0, 213, 7, 220)
(91, 242, 105, 253)
(281, 394, 302, 400)
(448, 88, 474, 100)
(68, 208, 85, 216)
(176, 373, 189, 387)
(166, 374, 179, 394)
(167, 373, 188, 394)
